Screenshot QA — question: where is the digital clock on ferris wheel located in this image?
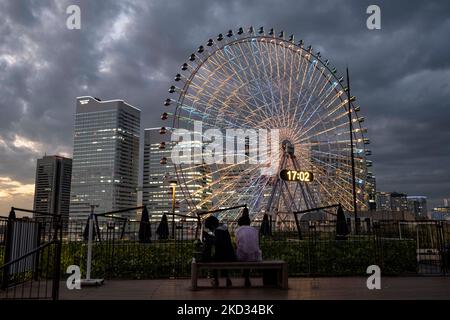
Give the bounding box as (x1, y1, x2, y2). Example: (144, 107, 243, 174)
(279, 169, 314, 182)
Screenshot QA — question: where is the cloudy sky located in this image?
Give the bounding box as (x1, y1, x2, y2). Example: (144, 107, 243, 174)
(0, 0, 449, 215)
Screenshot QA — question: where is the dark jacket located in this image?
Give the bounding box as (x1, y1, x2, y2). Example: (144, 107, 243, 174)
(203, 225, 236, 262)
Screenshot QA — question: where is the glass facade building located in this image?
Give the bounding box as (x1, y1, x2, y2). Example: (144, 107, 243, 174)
(69, 96, 140, 220)
(33, 155, 72, 224)
(142, 128, 211, 220)
(407, 196, 428, 219)
(376, 191, 408, 212)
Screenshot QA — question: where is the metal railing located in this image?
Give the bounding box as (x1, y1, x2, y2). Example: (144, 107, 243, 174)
(1, 210, 449, 284)
(0, 240, 61, 300)
(0, 208, 62, 300)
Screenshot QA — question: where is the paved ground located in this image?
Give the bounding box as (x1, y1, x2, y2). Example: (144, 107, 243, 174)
(60, 277, 450, 300)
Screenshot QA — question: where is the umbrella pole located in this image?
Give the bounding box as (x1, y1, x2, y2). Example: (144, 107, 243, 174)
(81, 205, 104, 287)
(86, 215, 93, 280)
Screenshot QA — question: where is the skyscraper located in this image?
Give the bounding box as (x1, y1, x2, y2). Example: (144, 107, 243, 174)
(142, 128, 211, 220)
(407, 196, 428, 219)
(70, 96, 140, 220)
(33, 155, 72, 223)
(444, 198, 450, 207)
(366, 172, 377, 210)
(431, 199, 450, 220)
(376, 191, 408, 212)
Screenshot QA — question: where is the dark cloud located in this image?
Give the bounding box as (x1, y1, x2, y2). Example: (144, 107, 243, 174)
(0, 0, 449, 212)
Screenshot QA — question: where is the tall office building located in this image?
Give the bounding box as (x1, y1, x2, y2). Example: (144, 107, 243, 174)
(407, 196, 428, 219)
(366, 172, 377, 210)
(376, 191, 408, 212)
(375, 192, 390, 211)
(431, 199, 450, 220)
(142, 128, 211, 220)
(33, 155, 72, 223)
(70, 96, 140, 220)
(390, 192, 408, 212)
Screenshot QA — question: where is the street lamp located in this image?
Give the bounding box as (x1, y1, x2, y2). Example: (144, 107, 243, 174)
(169, 180, 177, 239)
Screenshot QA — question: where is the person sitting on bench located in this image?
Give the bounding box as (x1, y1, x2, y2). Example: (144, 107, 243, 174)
(236, 209, 262, 287)
(203, 216, 236, 287)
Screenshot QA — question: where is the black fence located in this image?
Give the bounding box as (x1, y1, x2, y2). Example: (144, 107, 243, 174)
(60, 217, 199, 280)
(0, 214, 62, 300)
(55, 217, 450, 279)
(1, 213, 450, 299)
(0, 241, 61, 300)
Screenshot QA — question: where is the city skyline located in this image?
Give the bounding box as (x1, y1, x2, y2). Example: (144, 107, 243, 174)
(1, 0, 450, 214)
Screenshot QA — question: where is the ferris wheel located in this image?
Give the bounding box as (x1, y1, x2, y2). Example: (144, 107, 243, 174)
(161, 27, 371, 224)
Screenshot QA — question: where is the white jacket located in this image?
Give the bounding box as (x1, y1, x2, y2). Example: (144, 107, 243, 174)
(235, 226, 262, 261)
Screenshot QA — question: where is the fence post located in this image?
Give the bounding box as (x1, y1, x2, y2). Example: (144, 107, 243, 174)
(51, 214, 62, 300)
(1, 208, 16, 289)
(52, 239, 62, 300)
(437, 221, 446, 276)
(33, 221, 43, 281)
(365, 218, 371, 234)
(346, 218, 352, 234)
(373, 222, 384, 270)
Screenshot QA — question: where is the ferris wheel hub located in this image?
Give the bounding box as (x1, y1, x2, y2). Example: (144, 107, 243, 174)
(282, 140, 295, 155)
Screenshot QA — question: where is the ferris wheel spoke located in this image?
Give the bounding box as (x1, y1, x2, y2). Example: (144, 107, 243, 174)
(226, 173, 268, 214)
(200, 57, 261, 117)
(272, 42, 286, 127)
(257, 41, 283, 121)
(299, 118, 348, 143)
(294, 75, 324, 128)
(184, 79, 270, 127)
(261, 41, 283, 121)
(179, 149, 262, 194)
(297, 94, 346, 138)
(296, 81, 340, 131)
(298, 156, 353, 208)
(292, 64, 314, 125)
(215, 45, 267, 115)
(207, 67, 280, 126)
(310, 154, 359, 187)
(235, 41, 271, 102)
(194, 164, 263, 210)
(287, 49, 310, 131)
(247, 177, 272, 214)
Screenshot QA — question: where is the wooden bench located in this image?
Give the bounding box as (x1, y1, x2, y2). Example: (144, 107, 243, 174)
(191, 260, 288, 290)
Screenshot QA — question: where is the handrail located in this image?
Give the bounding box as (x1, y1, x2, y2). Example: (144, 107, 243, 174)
(196, 204, 247, 217)
(95, 206, 146, 219)
(11, 207, 62, 218)
(294, 204, 341, 216)
(0, 240, 58, 270)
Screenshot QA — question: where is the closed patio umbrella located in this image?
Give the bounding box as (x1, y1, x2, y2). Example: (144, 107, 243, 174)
(242, 206, 249, 219)
(156, 213, 169, 240)
(260, 213, 272, 236)
(83, 216, 98, 241)
(237, 206, 250, 226)
(335, 205, 349, 240)
(138, 206, 152, 243)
